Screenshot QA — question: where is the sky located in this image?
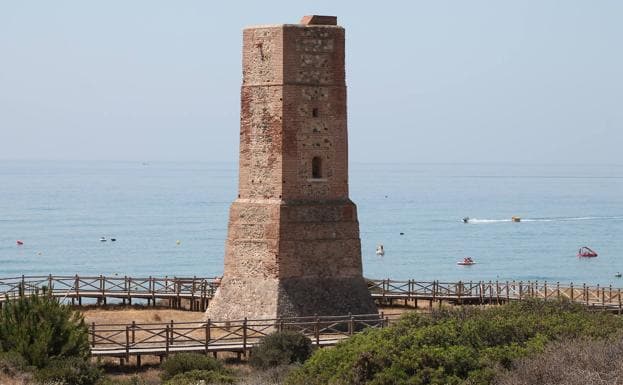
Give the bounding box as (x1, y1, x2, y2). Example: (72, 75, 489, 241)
(0, 1, 622, 164)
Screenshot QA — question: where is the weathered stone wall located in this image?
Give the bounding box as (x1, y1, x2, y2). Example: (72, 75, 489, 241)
(206, 16, 376, 321)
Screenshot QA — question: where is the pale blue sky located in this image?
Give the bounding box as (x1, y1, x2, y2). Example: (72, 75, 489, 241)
(1, 1, 621, 164)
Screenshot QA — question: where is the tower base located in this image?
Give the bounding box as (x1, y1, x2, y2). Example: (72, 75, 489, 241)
(205, 276, 377, 321)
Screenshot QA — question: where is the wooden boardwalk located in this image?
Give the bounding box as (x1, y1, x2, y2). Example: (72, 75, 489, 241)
(88, 313, 391, 364)
(0, 275, 219, 311)
(3, 274, 623, 362)
(2, 275, 623, 312)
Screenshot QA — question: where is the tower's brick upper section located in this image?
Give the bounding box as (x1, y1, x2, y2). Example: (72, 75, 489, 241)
(239, 19, 347, 201)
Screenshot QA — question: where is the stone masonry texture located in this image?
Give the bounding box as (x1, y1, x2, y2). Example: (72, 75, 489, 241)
(205, 15, 377, 321)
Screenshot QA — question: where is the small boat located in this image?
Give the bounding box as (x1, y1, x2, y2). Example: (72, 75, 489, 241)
(100, 237, 106, 242)
(511, 216, 521, 222)
(110, 238, 116, 242)
(457, 257, 476, 266)
(16, 240, 24, 245)
(376, 244, 385, 256)
(615, 272, 622, 278)
(577, 246, 598, 258)
(462, 217, 469, 223)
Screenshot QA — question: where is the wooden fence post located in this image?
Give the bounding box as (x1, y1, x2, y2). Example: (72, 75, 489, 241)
(165, 325, 170, 357)
(348, 313, 354, 335)
(128, 277, 132, 306)
(131, 321, 136, 344)
(609, 285, 613, 306)
(314, 316, 320, 346)
(122, 276, 128, 306)
(380, 311, 385, 327)
(570, 282, 574, 301)
(170, 320, 174, 345)
(243, 317, 248, 356)
(457, 281, 462, 305)
(91, 322, 96, 347)
(125, 326, 130, 361)
(505, 281, 510, 302)
(99, 275, 104, 304)
(191, 276, 197, 311)
(205, 319, 211, 354)
(148, 276, 153, 307)
(47, 274, 53, 296)
(75, 274, 80, 305)
(478, 281, 485, 305)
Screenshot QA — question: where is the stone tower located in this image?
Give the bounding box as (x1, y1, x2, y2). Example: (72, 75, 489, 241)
(206, 15, 377, 321)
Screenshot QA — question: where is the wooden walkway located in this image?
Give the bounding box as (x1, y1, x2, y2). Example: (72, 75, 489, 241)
(3, 274, 623, 362)
(0, 275, 219, 311)
(2, 275, 623, 312)
(88, 313, 391, 365)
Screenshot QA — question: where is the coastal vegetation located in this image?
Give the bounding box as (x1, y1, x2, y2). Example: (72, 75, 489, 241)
(249, 331, 313, 369)
(285, 300, 623, 385)
(159, 352, 234, 384)
(494, 338, 623, 385)
(0, 293, 98, 384)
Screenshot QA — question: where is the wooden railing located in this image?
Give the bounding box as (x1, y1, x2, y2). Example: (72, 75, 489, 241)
(2, 275, 623, 312)
(0, 275, 219, 310)
(89, 313, 393, 361)
(368, 279, 623, 311)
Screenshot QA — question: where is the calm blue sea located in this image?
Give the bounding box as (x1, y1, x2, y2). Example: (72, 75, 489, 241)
(1, 161, 622, 286)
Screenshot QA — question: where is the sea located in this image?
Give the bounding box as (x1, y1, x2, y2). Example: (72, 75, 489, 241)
(1, 161, 622, 286)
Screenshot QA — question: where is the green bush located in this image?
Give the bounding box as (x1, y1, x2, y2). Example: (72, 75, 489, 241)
(163, 369, 236, 385)
(286, 300, 623, 385)
(160, 353, 225, 381)
(34, 356, 101, 385)
(250, 331, 313, 369)
(96, 376, 147, 385)
(0, 293, 90, 368)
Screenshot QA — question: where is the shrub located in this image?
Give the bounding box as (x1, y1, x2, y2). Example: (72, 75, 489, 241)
(250, 331, 313, 369)
(160, 353, 224, 381)
(96, 376, 148, 385)
(163, 369, 236, 385)
(0, 293, 90, 368)
(286, 300, 623, 385)
(0, 351, 29, 375)
(0, 351, 33, 385)
(34, 356, 101, 385)
(493, 337, 623, 385)
(237, 365, 298, 385)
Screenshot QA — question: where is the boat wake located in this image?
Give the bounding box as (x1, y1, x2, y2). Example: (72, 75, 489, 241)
(467, 218, 511, 224)
(465, 216, 623, 224)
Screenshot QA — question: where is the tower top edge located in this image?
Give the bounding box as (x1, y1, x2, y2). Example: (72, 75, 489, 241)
(244, 15, 341, 30)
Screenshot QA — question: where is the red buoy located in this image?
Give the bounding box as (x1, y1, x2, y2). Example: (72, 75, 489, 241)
(16, 240, 24, 245)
